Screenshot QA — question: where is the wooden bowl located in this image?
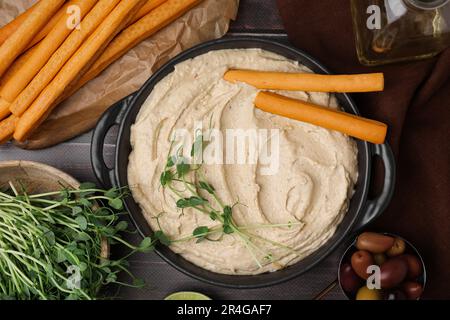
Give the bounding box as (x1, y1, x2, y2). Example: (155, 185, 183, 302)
(0, 160, 79, 193)
(0, 160, 109, 258)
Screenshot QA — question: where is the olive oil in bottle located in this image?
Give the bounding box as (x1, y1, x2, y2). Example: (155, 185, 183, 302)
(351, 0, 450, 65)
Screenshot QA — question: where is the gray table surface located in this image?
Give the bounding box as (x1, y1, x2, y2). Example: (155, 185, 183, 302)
(0, 0, 348, 300)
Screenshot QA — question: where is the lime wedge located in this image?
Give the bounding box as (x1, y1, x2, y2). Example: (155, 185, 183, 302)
(164, 291, 211, 300)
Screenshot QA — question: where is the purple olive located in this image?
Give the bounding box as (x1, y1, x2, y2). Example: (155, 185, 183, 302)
(380, 257, 408, 289)
(401, 254, 423, 279)
(403, 281, 424, 300)
(340, 263, 363, 294)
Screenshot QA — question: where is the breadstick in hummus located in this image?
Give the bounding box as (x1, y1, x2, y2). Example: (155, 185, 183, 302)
(224, 70, 385, 93)
(14, 0, 147, 141)
(0, 0, 65, 77)
(254, 92, 387, 144)
(0, 0, 98, 113)
(9, 0, 121, 117)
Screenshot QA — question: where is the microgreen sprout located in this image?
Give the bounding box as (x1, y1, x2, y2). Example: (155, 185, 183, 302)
(0, 183, 155, 300)
(158, 132, 305, 269)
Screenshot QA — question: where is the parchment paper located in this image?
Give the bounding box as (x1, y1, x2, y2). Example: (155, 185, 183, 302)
(0, 0, 239, 149)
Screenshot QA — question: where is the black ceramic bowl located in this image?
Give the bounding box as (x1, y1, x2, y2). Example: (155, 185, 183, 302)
(338, 232, 426, 300)
(91, 37, 396, 288)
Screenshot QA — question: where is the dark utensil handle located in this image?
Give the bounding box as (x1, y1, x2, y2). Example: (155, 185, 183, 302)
(91, 93, 136, 188)
(313, 279, 339, 300)
(354, 143, 396, 230)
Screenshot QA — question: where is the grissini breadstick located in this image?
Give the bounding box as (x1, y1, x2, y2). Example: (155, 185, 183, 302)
(14, 0, 147, 141)
(4, 0, 195, 139)
(65, 0, 203, 95)
(254, 92, 388, 144)
(6, 0, 166, 54)
(0, 1, 40, 46)
(0, 100, 11, 121)
(129, 0, 168, 25)
(0, 2, 71, 55)
(26, 1, 76, 50)
(17, 0, 197, 140)
(0, 0, 97, 115)
(9, 0, 121, 118)
(0, 47, 39, 121)
(0, 0, 65, 77)
(0, 47, 38, 88)
(0, 115, 17, 144)
(224, 70, 385, 93)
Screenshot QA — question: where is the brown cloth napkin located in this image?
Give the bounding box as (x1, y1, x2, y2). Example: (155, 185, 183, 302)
(277, 0, 449, 299)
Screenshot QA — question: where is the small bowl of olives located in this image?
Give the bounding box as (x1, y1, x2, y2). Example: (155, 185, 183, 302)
(338, 232, 426, 300)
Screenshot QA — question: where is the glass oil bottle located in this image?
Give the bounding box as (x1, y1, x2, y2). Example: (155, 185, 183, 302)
(351, 0, 450, 65)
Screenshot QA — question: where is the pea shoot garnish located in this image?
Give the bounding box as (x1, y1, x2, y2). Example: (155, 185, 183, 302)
(0, 182, 154, 300)
(158, 132, 304, 269)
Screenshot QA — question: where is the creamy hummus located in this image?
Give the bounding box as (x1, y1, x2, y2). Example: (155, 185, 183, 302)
(128, 49, 358, 275)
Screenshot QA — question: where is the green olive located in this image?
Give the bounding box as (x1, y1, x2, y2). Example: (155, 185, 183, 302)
(373, 253, 387, 265)
(386, 237, 406, 257)
(356, 286, 382, 300)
